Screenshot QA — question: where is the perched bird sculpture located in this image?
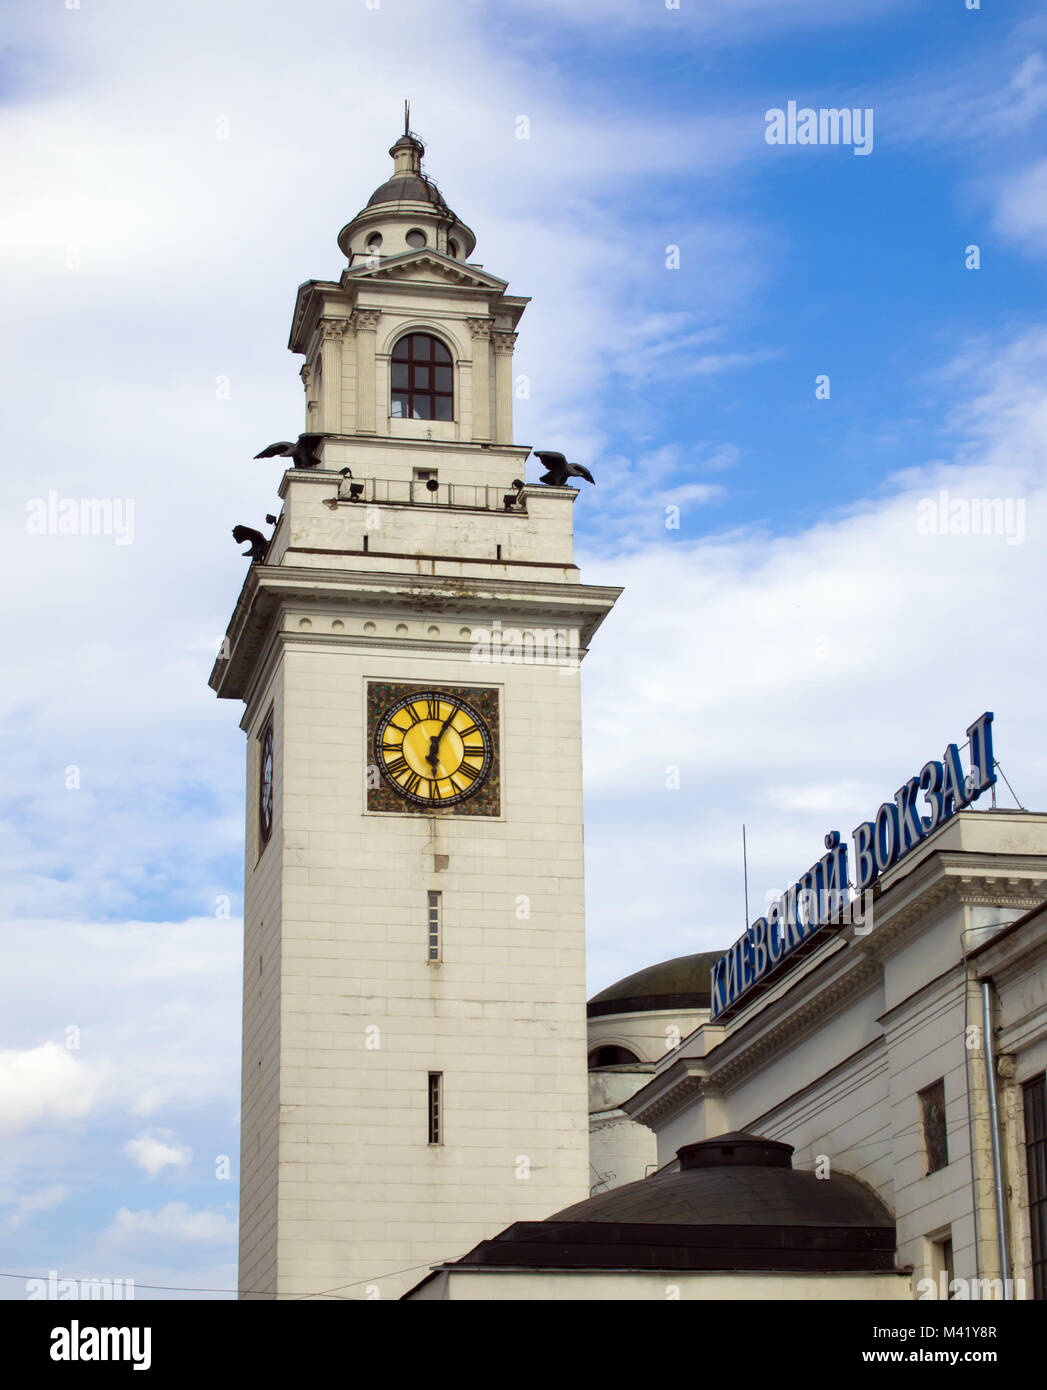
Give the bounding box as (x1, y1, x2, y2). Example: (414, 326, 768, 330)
(532, 450, 595, 487)
(254, 433, 324, 470)
(232, 525, 269, 561)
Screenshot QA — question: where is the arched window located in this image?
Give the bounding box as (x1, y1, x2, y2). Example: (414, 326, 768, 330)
(391, 333, 453, 421)
(588, 1045, 640, 1069)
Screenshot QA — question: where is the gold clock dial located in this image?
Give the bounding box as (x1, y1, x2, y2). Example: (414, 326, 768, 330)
(375, 691, 493, 807)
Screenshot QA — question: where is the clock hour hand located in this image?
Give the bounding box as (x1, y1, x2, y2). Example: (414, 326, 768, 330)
(426, 735, 441, 774)
(427, 704, 460, 775)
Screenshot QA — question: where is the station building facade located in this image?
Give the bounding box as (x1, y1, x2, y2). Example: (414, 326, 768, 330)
(410, 809, 1047, 1300)
(624, 809, 1047, 1300)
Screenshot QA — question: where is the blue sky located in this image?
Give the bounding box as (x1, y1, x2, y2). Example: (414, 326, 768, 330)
(1, 0, 1046, 1298)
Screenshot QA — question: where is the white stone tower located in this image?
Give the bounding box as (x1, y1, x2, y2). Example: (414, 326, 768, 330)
(210, 124, 621, 1300)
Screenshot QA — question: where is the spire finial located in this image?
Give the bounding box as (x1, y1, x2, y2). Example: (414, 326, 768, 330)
(404, 99, 410, 137)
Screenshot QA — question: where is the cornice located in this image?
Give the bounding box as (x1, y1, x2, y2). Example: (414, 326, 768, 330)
(210, 565, 623, 702)
(626, 845, 1047, 1131)
(972, 909, 1047, 988)
(625, 952, 880, 1127)
(708, 957, 880, 1091)
(849, 855, 1047, 965)
(351, 251, 507, 292)
(288, 280, 342, 355)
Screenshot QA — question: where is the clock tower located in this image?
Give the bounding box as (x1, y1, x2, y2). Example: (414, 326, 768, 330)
(211, 125, 621, 1300)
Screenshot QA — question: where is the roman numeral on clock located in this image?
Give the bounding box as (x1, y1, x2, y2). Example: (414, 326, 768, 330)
(385, 755, 410, 778)
(455, 761, 479, 784)
(425, 698, 442, 720)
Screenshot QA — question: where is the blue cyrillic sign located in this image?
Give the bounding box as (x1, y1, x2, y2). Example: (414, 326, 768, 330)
(709, 712, 996, 1021)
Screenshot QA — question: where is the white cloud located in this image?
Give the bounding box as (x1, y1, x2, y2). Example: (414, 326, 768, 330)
(0, 0, 1043, 1296)
(0, 0, 776, 930)
(124, 1131, 193, 1178)
(0, 920, 242, 1122)
(994, 159, 1047, 252)
(5, 1185, 69, 1230)
(505, 0, 904, 41)
(0, 1042, 102, 1136)
(104, 1203, 235, 1246)
(579, 328, 1047, 990)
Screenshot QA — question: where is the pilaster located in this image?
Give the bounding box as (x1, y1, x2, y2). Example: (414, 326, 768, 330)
(318, 319, 348, 434)
(467, 318, 492, 442)
(492, 330, 517, 446)
(351, 308, 381, 433)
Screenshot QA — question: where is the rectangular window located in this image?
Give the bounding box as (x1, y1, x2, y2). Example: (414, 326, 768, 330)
(1023, 1073, 1047, 1300)
(427, 891, 441, 961)
(428, 1072, 442, 1145)
(920, 1078, 949, 1174)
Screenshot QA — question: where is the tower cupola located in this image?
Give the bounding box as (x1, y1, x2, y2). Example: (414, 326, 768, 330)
(337, 123, 477, 266)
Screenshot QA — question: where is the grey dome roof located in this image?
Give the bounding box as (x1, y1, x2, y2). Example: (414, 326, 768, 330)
(423, 1132, 896, 1278)
(587, 950, 722, 1018)
(551, 1133, 892, 1228)
(364, 133, 456, 215)
(366, 174, 447, 208)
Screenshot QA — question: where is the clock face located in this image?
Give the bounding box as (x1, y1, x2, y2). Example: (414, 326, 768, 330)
(375, 690, 494, 808)
(259, 724, 274, 843)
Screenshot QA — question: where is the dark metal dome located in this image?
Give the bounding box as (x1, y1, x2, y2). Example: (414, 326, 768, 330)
(366, 174, 448, 208)
(433, 1133, 897, 1275)
(587, 950, 722, 1018)
(551, 1134, 891, 1228)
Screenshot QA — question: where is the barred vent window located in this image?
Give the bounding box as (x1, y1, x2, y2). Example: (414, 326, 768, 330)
(428, 1072, 443, 1146)
(427, 892, 441, 961)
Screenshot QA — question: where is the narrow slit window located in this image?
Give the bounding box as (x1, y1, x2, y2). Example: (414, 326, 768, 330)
(428, 1072, 442, 1145)
(920, 1079, 949, 1175)
(1023, 1073, 1047, 1300)
(427, 891, 441, 961)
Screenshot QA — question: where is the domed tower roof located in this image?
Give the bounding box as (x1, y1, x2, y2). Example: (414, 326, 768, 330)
(366, 135, 449, 209)
(587, 951, 722, 1018)
(337, 121, 477, 265)
(425, 1132, 897, 1275)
